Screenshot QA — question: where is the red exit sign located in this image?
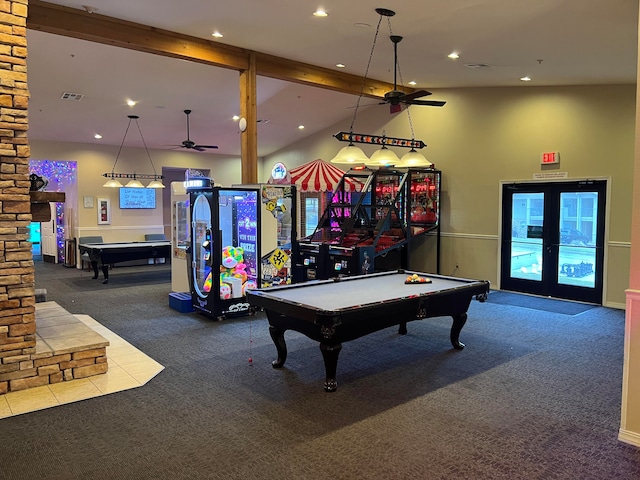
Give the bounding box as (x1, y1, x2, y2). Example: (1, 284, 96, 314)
(540, 151, 560, 165)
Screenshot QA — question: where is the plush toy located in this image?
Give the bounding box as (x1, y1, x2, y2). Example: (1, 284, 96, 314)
(203, 266, 212, 293)
(219, 283, 232, 300)
(233, 262, 248, 283)
(242, 279, 257, 295)
(221, 246, 243, 270)
(220, 246, 248, 299)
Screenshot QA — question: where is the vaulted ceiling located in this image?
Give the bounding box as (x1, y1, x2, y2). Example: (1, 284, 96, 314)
(25, 0, 638, 157)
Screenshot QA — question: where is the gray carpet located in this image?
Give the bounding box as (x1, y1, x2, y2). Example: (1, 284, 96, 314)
(486, 290, 597, 315)
(1, 262, 638, 480)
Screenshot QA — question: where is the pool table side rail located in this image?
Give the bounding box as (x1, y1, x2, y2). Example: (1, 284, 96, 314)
(247, 272, 490, 325)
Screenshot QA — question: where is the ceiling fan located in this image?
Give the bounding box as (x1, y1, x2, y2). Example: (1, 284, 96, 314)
(171, 109, 218, 152)
(381, 35, 446, 110)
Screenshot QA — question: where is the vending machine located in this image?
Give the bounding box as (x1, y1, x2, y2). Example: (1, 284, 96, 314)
(187, 184, 260, 320)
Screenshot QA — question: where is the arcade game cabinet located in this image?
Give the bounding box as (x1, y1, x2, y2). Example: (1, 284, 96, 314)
(187, 182, 260, 320)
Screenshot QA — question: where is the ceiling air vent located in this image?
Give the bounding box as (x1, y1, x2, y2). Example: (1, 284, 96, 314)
(463, 63, 492, 69)
(60, 92, 84, 101)
(257, 119, 270, 125)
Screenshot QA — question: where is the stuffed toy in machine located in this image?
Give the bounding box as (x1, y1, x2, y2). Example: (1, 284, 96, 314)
(203, 266, 212, 293)
(220, 246, 247, 299)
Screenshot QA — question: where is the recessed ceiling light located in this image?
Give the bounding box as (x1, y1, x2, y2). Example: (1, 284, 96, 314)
(212, 31, 223, 38)
(408, 81, 417, 86)
(520, 76, 532, 82)
(232, 115, 240, 121)
(94, 133, 102, 139)
(298, 125, 305, 130)
(313, 9, 328, 17)
(126, 99, 136, 106)
(336, 63, 346, 68)
(448, 52, 460, 59)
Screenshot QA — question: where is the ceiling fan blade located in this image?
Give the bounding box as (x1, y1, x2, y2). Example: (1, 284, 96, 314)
(407, 99, 446, 107)
(402, 90, 432, 102)
(194, 145, 218, 149)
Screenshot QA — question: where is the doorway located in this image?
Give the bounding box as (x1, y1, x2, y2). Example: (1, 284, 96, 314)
(500, 180, 606, 304)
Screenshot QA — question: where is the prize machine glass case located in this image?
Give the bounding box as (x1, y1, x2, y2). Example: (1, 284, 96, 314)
(256, 185, 297, 287)
(189, 187, 260, 320)
(295, 167, 441, 280)
(170, 181, 190, 293)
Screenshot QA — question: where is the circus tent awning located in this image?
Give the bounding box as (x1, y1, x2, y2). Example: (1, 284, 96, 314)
(288, 159, 363, 192)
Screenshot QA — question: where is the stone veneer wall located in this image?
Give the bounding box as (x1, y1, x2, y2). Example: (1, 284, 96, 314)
(0, 1, 108, 395)
(0, 0, 35, 394)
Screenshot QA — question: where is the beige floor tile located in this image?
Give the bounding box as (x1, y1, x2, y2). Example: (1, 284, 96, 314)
(105, 344, 140, 358)
(1, 311, 164, 418)
(89, 364, 141, 394)
(0, 395, 12, 419)
(4, 385, 59, 415)
(109, 349, 154, 365)
(128, 368, 164, 385)
(49, 377, 103, 404)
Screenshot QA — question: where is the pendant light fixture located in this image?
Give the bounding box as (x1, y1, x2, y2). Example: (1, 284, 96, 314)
(102, 115, 165, 188)
(331, 8, 441, 168)
(365, 133, 401, 167)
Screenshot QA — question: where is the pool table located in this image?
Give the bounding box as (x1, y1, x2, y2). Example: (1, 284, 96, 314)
(78, 241, 171, 266)
(246, 269, 490, 392)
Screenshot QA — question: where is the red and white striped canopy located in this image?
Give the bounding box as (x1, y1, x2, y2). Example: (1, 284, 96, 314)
(288, 159, 363, 192)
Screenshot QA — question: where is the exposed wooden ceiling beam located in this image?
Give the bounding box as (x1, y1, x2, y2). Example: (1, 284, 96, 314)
(27, 0, 411, 100)
(27, 0, 249, 71)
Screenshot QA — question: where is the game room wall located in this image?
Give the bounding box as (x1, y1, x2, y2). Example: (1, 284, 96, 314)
(263, 83, 635, 308)
(25, 84, 634, 307)
(29, 139, 244, 248)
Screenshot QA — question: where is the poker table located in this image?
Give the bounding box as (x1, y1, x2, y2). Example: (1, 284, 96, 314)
(246, 269, 490, 392)
(78, 241, 171, 266)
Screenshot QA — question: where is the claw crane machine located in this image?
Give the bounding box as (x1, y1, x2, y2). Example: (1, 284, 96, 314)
(187, 178, 261, 320)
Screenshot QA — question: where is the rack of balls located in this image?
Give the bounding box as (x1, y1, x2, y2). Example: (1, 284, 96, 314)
(405, 273, 432, 284)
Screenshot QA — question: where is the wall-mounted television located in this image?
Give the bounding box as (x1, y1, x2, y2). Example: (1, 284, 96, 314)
(119, 187, 156, 209)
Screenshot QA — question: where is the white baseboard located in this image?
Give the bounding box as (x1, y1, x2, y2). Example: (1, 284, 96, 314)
(618, 428, 640, 447)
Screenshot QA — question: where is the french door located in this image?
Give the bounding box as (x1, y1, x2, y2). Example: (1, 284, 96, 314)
(500, 180, 606, 304)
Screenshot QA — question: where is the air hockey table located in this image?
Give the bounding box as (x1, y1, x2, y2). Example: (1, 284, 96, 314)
(246, 269, 490, 392)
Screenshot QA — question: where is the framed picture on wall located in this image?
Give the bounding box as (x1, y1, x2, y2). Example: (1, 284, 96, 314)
(97, 197, 111, 225)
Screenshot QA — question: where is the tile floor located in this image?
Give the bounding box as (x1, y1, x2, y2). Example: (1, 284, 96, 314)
(0, 314, 164, 419)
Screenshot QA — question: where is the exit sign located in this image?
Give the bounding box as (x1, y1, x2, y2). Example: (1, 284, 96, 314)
(541, 152, 560, 165)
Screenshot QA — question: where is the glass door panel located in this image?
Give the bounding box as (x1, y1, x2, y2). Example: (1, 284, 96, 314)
(556, 191, 598, 289)
(501, 180, 605, 304)
(510, 192, 544, 282)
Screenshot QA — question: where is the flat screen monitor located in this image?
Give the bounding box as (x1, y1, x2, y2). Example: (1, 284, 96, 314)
(119, 187, 156, 209)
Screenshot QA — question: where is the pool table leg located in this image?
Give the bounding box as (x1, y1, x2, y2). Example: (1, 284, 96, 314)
(450, 313, 467, 350)
(269, 325, 287, 368)
(320, 343, 342, 393)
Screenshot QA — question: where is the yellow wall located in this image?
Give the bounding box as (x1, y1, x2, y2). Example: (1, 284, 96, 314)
(29, 139, 243, 242)
(263, 84, 635, 307)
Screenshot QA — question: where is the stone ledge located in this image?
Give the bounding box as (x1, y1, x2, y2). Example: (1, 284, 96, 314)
(0, 301, 110, 393)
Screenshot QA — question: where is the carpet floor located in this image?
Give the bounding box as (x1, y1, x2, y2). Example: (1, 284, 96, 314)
(486, 290, 597, 315)
(1, 262, 638, 480)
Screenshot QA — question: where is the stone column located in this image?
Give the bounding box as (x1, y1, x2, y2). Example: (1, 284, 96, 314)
(0, 0, 35, 395)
